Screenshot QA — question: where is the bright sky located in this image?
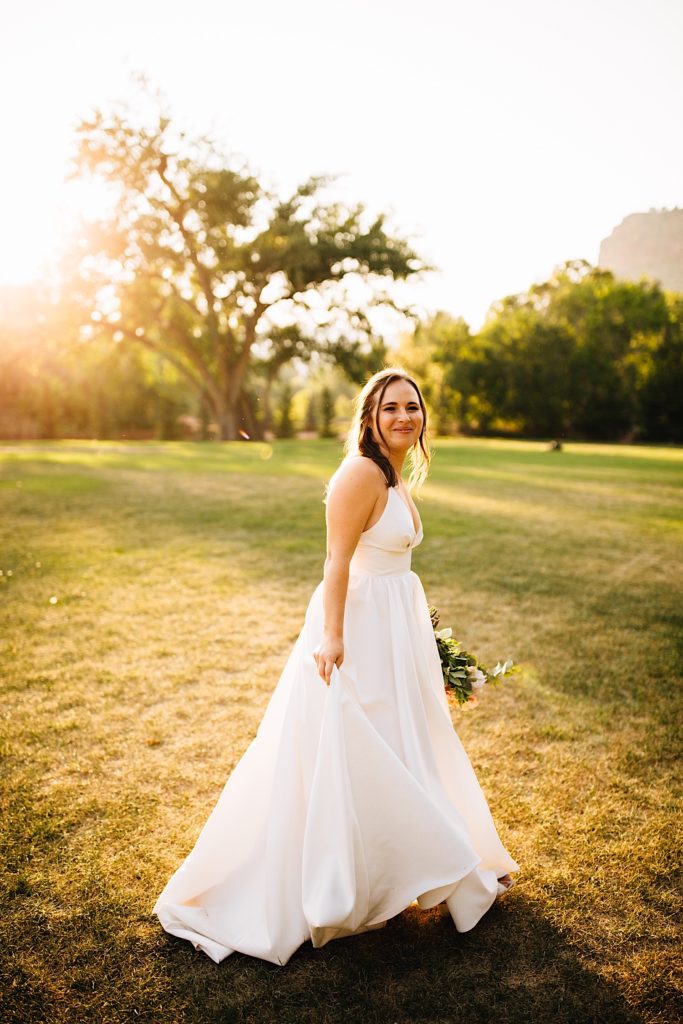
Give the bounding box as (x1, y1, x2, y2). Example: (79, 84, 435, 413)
(2, 0, 682, 332)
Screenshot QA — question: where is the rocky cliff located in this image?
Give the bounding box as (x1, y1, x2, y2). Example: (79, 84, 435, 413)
(599, 208, 683, 292)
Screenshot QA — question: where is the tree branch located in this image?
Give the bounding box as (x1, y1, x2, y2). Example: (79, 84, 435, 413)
(118, 326, 204, 397)
(165, 322, 224, 408)
(155, 164, 221, 345)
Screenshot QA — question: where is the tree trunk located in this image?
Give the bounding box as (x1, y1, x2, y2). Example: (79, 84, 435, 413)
(262, 374, 276, 433)
(212, 394, 259, 440)
(214, 402, 239, 440)
(208, 366, 262, 441)
(238, 390, 262, 440)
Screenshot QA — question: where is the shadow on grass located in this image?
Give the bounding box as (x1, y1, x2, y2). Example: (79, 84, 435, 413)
(3, 893, 651, 1024)
(147, 896, 650, 1024)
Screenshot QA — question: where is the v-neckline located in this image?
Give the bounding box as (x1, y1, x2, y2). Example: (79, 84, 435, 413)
(392, 485, 421, 536)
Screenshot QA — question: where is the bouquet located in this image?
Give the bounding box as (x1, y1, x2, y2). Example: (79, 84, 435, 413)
(429, 606, 518, 708)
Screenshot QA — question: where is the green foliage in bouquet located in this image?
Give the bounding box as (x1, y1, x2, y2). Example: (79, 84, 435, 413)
(429, 606, 518, 707)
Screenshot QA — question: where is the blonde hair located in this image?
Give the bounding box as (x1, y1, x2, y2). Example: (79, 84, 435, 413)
(325, 367, 431, 502)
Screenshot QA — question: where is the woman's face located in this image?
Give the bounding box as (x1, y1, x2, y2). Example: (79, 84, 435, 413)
(371, 378, 424, 455)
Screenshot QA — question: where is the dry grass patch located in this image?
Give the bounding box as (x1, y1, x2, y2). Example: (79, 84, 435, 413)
(1, 438, 681, 1024)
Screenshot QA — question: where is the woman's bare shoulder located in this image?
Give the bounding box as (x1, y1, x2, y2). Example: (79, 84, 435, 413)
(341, 454, 385, 481)
(326, 455, 385, 503)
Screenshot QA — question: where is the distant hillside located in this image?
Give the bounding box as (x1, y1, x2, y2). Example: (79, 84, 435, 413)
(599, 208, 683, 292)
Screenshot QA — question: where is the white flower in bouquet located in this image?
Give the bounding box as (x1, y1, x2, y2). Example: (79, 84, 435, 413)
(466, 666, 487, 691)
(429, 605, 518, 708)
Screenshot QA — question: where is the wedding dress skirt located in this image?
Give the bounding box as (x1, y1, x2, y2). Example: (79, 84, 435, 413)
(153, 483, 519, 966)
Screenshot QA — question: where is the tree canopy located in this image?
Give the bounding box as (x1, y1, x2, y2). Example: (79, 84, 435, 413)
(403, 261, 682, 442)
(71, 87, 427, 438)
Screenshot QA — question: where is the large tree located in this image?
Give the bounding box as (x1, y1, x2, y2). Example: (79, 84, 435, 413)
(403, 261, 680, 441)
(474, 261, 672, 439)
(394, 313, 471, 435)
(72, 88, 426, 439)
(525, 260, 670, 438)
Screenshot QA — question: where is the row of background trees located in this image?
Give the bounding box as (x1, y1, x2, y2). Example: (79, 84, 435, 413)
(1, 86, 681, 444)
(3, 259, 681, 443)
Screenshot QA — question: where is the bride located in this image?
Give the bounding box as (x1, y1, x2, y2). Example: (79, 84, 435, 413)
(153, 367, 519, 966)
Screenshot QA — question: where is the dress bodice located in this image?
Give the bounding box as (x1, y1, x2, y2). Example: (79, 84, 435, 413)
(350, 485, 423, 577)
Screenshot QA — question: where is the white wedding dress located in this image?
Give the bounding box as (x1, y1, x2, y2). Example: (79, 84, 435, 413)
(153, 476, 519, 966)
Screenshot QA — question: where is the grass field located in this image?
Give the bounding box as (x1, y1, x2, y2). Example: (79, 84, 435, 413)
(1, 437, 681, 1024)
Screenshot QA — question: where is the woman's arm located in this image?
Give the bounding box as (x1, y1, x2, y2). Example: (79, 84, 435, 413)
(313, 459, 382, 685)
